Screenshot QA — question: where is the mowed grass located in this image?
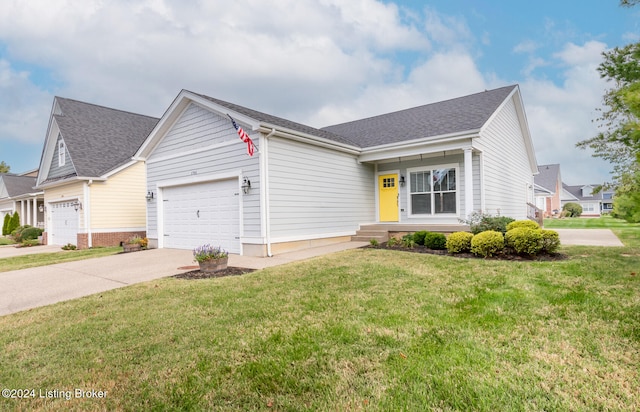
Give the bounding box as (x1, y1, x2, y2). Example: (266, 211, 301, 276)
(1, 239, 639, 411)
(0, 247, 121, 273)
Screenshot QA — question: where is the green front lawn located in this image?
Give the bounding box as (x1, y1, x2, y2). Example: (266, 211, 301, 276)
(0, 247, 121, 273)
(0, 237, 16, 246)
(1, 241, 639, 410)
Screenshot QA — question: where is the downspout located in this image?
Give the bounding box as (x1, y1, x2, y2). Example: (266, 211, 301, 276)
(85, 180, 93, 248)
(263, 128, 276, 257)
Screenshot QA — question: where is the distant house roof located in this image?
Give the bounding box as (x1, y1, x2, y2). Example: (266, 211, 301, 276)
(0, 174, 39, 198)
(562, 183, 604, 201)
(321, 85, 518, 148)
(52, 97, 159, 178)
(535, 164, 560, 193)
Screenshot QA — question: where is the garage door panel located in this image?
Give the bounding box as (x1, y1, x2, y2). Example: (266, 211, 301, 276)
(162, 179, 240, 253)
(50, 201, 79, 246)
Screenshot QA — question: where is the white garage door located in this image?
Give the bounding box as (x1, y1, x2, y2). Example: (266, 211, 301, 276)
(162, 179, 240, 253)
(50, 201, 79, 246)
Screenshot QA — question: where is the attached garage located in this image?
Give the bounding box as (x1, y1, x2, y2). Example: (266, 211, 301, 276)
(161, 179, 241, 253)
(49, 201, 79, 246)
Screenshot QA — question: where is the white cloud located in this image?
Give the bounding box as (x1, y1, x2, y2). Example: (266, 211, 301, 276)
(513, 40, 539, 54)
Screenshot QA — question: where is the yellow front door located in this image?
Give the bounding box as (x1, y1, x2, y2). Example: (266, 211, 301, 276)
(378, 174, 399, 222)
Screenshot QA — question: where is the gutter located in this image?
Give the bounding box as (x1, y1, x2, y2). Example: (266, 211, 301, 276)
(256, 126, 361, 155)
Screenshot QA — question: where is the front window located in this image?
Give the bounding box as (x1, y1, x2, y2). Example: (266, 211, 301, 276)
(409, 166, 457, 215)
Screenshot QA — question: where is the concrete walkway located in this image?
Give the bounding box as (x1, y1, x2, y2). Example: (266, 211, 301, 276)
(0, 242, 368, 317)
(555, 229, 625, 247)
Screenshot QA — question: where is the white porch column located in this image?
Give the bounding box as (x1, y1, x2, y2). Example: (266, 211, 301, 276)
(20, 201, 25, 225)
(32, 198, 38, 226)
(26, 200, 31, 226)
(464, 147, 474, 218)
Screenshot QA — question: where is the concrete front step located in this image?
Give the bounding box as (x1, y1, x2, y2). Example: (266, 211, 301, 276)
(351, 235, 388, 242)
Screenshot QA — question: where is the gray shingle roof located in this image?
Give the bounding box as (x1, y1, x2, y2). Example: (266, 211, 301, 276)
(322, 85, 518, 148)
(562, 183, 604, 201)
(0, 174, 38, 197)
(535, 164, 560, 193)
(191, 92, 359, 147)
(54, 98, 159, 177)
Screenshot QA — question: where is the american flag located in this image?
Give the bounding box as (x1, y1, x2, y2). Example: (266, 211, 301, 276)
(228, 115, 256, 156)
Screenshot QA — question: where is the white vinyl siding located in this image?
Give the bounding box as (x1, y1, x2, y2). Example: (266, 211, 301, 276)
(474, 96, 533, 220)
(267, 137, 375, 239)
(145, 104, 260, 243)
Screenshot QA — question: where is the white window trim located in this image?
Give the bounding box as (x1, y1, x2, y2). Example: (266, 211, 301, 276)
(58, 139, 66, 167)
(406, 163, 459, 218)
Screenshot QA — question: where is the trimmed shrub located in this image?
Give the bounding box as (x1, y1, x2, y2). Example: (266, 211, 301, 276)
(506, 220, 540, 231)
(563, 202, 583, 217)
(402, 234, 416, 249)
(424, 232, 447, 250)
(2, 214, 9, 236)
(446, 231, 474, 254)
(471, 230, 504, 258)
(412, 231, 428, 246)
(505, 227, 543, 256)
(540, 229, 561, 254)
(20, 226, 43, 241)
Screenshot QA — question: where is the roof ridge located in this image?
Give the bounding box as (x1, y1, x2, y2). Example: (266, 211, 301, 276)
(55, 96, 159, 121)
(323, 84, 518, 129)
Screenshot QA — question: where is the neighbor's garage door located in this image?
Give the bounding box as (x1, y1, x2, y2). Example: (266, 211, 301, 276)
(49, 201, 79, 246)
(162, 179, 240, 253)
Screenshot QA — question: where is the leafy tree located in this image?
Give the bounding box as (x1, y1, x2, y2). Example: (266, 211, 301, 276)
(0, 161, 9, 173)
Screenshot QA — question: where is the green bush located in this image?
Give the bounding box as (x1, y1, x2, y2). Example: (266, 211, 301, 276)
(424, 232, 447, 250)
(461, 211, 515, 234)
(446, 232, 474, 254)
(2, 214, 10, 236)
(386, 237, 399, 247)
(471, 231, 504, 258)
(20, 239, 39, 247)
(369, 239, 379, 247)
(506, 220, 540, 231)
(563, 202, 583, 217)
(505, 227, 543, 256)
(20, 226, 43, 241)
(412, 231, 428, 246)
(402, 234, 416, 249)
(540, 229, 561, 254)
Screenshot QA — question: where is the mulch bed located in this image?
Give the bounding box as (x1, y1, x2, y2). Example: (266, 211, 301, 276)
(173, 267, 256, 280)
(368, 243, 568, 261)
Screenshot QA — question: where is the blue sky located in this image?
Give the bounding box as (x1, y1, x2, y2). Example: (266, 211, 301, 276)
(0, 0, 638, 184)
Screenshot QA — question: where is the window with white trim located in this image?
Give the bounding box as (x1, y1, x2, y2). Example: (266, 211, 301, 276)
(409, 166, 457, 215)
(58, 139, 66, 167)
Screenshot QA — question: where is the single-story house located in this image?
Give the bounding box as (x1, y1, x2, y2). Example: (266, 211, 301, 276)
(35, 97, 159, 248)
(0, 170, 44, 228)
(534, 163, 563, 217)
(135, 84, 538, 256)
(562, 183, 614, 217)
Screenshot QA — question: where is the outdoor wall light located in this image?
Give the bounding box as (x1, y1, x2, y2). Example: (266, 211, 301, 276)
(146, 191, 155, 201)
(399, 175, 406, 187)
(241, 177, 251, 194)
(38, 204, 44, 213)
(72, 201, 82, 212)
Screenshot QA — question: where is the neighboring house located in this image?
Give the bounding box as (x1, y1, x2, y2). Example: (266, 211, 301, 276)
(35, 97, 159, 248)
(135, 85, 537, 256)
(534, 163, 563, 217)
(561, 183, 613, 217)
(0, 170, 44, 228)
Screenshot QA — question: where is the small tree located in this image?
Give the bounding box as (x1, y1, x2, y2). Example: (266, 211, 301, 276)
(8, 211, 20, 234)
(562, 202, 583, 218)
(0, 161, 9, 173)
(2, 214, 10, 235)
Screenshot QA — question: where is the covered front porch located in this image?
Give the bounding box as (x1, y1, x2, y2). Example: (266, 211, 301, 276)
(13, 195, 45, 229)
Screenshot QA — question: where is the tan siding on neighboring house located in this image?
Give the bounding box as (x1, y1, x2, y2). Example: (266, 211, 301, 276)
(89, 162, 146, 230)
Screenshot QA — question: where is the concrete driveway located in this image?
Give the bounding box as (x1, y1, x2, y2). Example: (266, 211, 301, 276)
(0, 244, 63, 258)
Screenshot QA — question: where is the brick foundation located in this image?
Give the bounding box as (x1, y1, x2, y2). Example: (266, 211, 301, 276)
(77, 233, 89, 250)
(90, 231, 147, 248)
(41, 232, 48, 245)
